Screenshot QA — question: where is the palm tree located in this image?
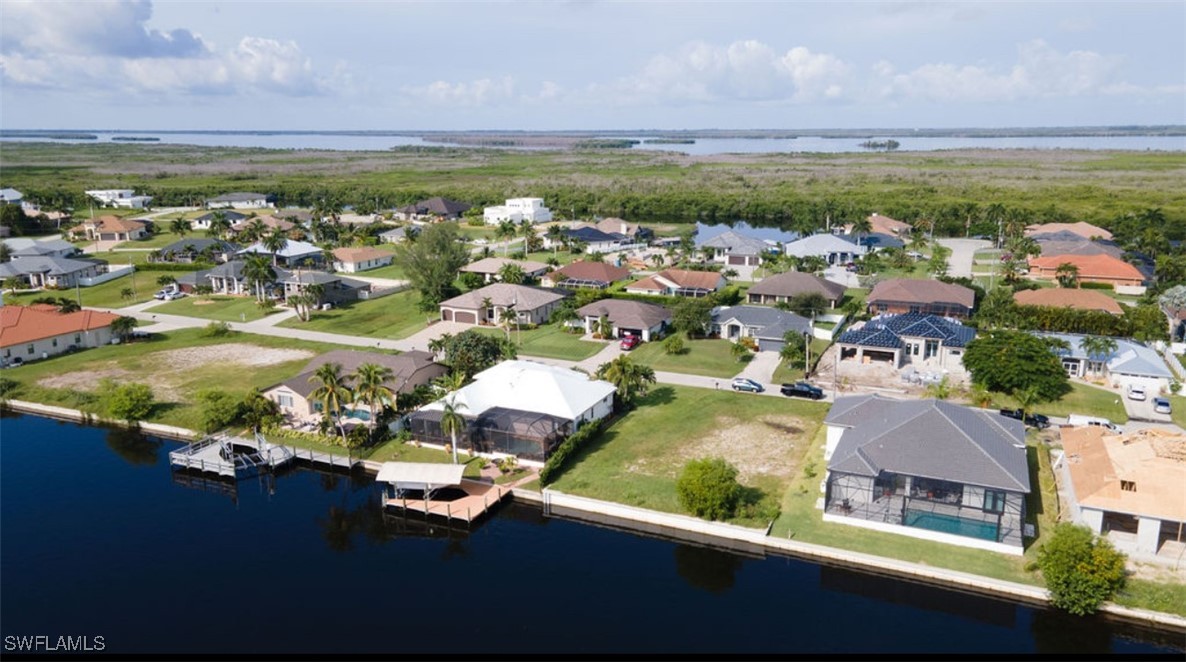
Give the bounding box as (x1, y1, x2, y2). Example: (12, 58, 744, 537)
(1012, 385, 1042, 420)
(1055, 262, 1080, 288)
(262, 228, 288, 266)
(595, 355, 657, 410)
(649, 253, 665, 269)
(498, 262, 526, 285)
(308, 362, 352, 446)
(546, 225, 563, 255)
(1080, 335, 1119, 376)
(439, 395, 468, 464)
(243, 254, 276, 302)
(206, 211, 231, 240)
(120, 287, 134, 301)
(110, 316, 137, 342)
(427, 333, 453, 361)
(496, 220, 517, 257)
(169, 218, 192, 238)
(499, 303, 518, 342)
(849, 215, 873, 247)
(242, 218, 267, 243)
(432, 370, 467, 395)
(352, 363, 395, 435)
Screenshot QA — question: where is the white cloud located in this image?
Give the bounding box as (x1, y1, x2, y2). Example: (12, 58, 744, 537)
(0, 1, 336, 97)
(401, 77, 566, 107)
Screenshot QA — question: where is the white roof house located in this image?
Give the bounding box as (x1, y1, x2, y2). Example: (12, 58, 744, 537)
(783, 233, 866, 265)
(85, 189, 153, 208)
(420, 360, 616, 428)
(483, 197, 553, 225)
(0, 188, 23, 204)
(238, 239, 324, 263)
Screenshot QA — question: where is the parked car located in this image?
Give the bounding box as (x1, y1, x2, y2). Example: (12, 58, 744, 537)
(1067, 414, 1123, 434)
(1126, 384, 1147, 401)
(620, 334, 641, 351)
(998, 408, 1051, 429)
(154, 284, 181, 300)
(2, 356, 24, 369)
(780, 381, 824, 400)
(1153, 397, 1172, 415)
(731, 377, 764, 393)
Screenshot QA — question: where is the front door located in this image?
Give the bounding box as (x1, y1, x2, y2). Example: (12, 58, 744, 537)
(924, 340, 939, 359)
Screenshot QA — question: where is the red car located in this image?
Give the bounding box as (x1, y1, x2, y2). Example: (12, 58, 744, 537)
(620, 335, 641, 350)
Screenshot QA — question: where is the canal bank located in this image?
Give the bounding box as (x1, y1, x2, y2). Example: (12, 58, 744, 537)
(3, 400, 1183, 634)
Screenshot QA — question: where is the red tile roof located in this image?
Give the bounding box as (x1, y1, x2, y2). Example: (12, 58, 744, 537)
(0, 305, 121, 347)
(1028, 254, 1144, 282)
(1013, 288, 1124, 315)
(1025, 222, 1112, 241)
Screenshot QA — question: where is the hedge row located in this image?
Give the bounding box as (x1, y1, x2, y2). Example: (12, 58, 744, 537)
(539, 418, 606, 485)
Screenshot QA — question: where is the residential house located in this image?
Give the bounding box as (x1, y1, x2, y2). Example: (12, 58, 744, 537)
(625, 268, 725, 298)
(181, 260, 257, 297)
(206, 192, 275, 209)
(1028, 254, 1146, 291)
(1036, 332, 1174, 393)
(694, 221, 799, 247)
(192, 210, 248, 231)
(0, 254, 104, 289)
(1059, 426, 1186, 558)
(844, 232, 906, 251)
(866, 278, 975, 319)
(1031, 229, 1125, 259)
(230, 215, 296, 237)
(331, 247, 394, 273)
(152, 238, 240, 264)
(747, 271, 847, 308)
(555, 226, 627, 254)
(710, 305, 812, 352)
(823, 395, 1030, 555)
(836, 313, 975, 370)
(282, 270, 369, 306)
(696, 229, 772, 267)
(21, 203, 71, 227)
(1, 304, 121, 366)
(263, 350, 447, 424)
(483, 198, 553, 225)
(407, 360, 617, 462)
(1025, 221, 1112, 241)
(592, 217, 653, 243)
(0, 188, 23, 205)
(3, 238, 80, 260)
(85, 189, 152, 208)
(438, 283, 567, 326)
(1013, 288, 1124, 316)
(394, 197, 471, 221)
(238, 239, 325, 268)
(378, 226, 411, 244)
(76, 216, 150, 242)
(460, 257, 550, 284)
(542, 260, 631, 289)
(845, 213, 912, 238)
(576, 299, 671, 341)
(782, 233, 866, 266)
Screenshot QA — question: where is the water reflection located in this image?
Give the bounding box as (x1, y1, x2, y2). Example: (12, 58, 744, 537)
(673, 543, 744, 594)
(104, 427, 162, 466)
(819, 565, 1017, 628)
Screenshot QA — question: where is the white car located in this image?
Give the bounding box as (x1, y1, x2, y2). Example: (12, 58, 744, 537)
(1126, 384, 1147, 401)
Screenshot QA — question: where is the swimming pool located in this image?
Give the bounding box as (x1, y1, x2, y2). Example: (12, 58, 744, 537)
(904, 510, 998, 542)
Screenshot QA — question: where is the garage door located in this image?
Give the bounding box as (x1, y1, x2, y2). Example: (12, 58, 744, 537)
(454, 311, 477, 324)
(758, 338, 784, 353)
(440, 310, 453, 322)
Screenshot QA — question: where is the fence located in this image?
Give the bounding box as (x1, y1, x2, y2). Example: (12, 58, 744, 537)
(79, 264, 134, 287)
(358, 283, 408, 300)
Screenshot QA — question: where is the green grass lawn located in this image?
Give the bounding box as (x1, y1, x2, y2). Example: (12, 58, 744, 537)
(1, 265, 201, 309)
(998, 381, 1129, 423)
(470, 324, 605, 361)
(1170, 394, 1186, 429)
(549, 385, 829, 527)
(151, 295, 282, 322)
(2, 327, 350, 432)
(772, 338, 831, 384)
(276, 290, 430, 339)
(629, 337, 746, 379)
(115, 230, 191, 249)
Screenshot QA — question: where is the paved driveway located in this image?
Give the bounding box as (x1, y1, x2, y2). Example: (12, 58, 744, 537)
(1122, 389, 1174, 424)
(936, 238, 991, 279)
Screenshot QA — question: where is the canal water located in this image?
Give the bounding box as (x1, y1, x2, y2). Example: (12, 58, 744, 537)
(1, 412, 1181, 655)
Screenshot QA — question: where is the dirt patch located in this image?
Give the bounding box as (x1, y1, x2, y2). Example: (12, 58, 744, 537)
(191, 300, 216, 306)
(38, 362, 183, 401)
(630, 415, 806, 482)
(155, 343, 314, 371)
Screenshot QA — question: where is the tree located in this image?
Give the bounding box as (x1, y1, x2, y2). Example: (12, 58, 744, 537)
(1079, 335, 1119, 376)
(1122, 304, 1170, 342)
(110, 315, 137, 342)
(520, 219, 542, 252)
(546, 225, 564, 255)
(120, 287, 134, 301)
(928, 244, 951, 277)
(440, 395, 467, 464)
(496, 220, 518, 257)
(459, 271, 484, 291)
(353, 363, 395, 435)
(243, 254, 276, 302)
(242, 388, 281, 432)
(975, 286, 1019, 329)
(432, 370, 467, 395)
(1158, 284, 1186, 318)
(169, 218, 192, 238)
(498, 262, 526, 285)
(3, 276, 22, 293)
(963, 330, 1072, 402)
(393, 222, 470, 308)
(849, 215, 873, 246)
(595, 354, 657, 410)
(0, 242, 11, 263)
(242, 218, 267, 243)
(786, 292, 829, 318)
(157, 274, 176, 287)
(730, 341, 750, 362)
(1154, 254, 1186, 288)
(676, 457, 742, 521)
(1055, 262, 1080, 288)
(1037, 523, 1127, 616)
(206, 210, 231, 240)
(103, 380, 155, 423)
(671, 298, 713, 338)
(196, 388, 244, 433)
(779, 332, 806, 370)
(595, 314, 613, 339)
(308, 362, 352, 446)
(663, 333, 686, 355)
(262, 228, 288, 266)
(441, 328, 517, 380)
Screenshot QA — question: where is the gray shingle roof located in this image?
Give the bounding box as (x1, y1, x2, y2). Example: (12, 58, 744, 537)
(194, 210, 248, 223)
(576, 299, 671, 329)
(711, 305, 812, 339)
(748, 271, 847, 300)
(826, 395, 1030, 492)
(158, 238, 240, 256)
(439, 283, 567, 312)
(273, 350, 444, 399)
(697, 229, 771, 256)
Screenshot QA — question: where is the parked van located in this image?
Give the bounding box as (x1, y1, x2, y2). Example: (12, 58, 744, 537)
(1067, 414, 1123, 433)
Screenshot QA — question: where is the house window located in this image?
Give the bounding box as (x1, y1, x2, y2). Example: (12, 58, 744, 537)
(52, 339, 58, 347)
(909, 305, 921, 314)
(984, 490, 1006, 513)
(74, 334, 81, 343)
(1120, 480, 1136, 492)
(312, 402, 323, 412)
(876, 304, 888, 312)
(277, 395, 294, 408)
(27, 344, 35, 355)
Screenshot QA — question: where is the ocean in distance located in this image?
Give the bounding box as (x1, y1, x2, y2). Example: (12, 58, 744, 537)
(1, 412, 1181, 656)
(0, 131, 1183, 154)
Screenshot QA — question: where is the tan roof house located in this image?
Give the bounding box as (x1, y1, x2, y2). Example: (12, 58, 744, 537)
(866, 278, 975, 319)
(1013, 288, 1124, 315)
(1028, 254, 1145, 290)
(576, 299, 671, 341)
(1025, 222, 1113, 241)
(542, 260, 632, 289)
(331, 247, 394, 273)
(846, 213, 912, 237)
(747, 271, 847, 308)
(76, 215, 149, 242)
(625, 268, 725, 297)
(439, 283, 567, 326)
(460, 257, 550, 284)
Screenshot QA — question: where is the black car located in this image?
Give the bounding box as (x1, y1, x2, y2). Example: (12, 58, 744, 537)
(780, 381, 824, 400)
(998, 408, 1050, 429)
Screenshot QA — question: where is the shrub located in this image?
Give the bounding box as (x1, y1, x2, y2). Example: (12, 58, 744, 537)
(103, 380, 155, 423)
(676, 457, 742, 521)
(539, 418, 605, 485)
(1037, 523, 1127, 616)
(662, 334, 686, 355)
(0, 376, 20, 399)
(197, 388, 244, 433)
(1079, 281, 1115, 291)
(199, 321, 234, 337)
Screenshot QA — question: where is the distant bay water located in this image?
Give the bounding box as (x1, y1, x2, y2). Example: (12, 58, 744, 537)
(1, 131, 1183, 153)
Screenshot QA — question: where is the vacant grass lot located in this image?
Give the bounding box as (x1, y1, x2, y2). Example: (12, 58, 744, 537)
(1, 265, 200, 309)
(152, 295, 283, 323)
(276, 290, 430, 339)
(114, 230, 192, 249)
(470, 324, 605, 361)
(2, 328, 348, 432)
(998, 381, 1129, 423)
(772, 338, 832, 384)
(629, 337, 745, 379)
(550, 385, 829, 527)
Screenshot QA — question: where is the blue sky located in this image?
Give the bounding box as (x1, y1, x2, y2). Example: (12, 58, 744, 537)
(1, 1, 1183, 130)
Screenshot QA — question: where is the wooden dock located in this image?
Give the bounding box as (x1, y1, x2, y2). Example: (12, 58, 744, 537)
(384, 479, 509, 523)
